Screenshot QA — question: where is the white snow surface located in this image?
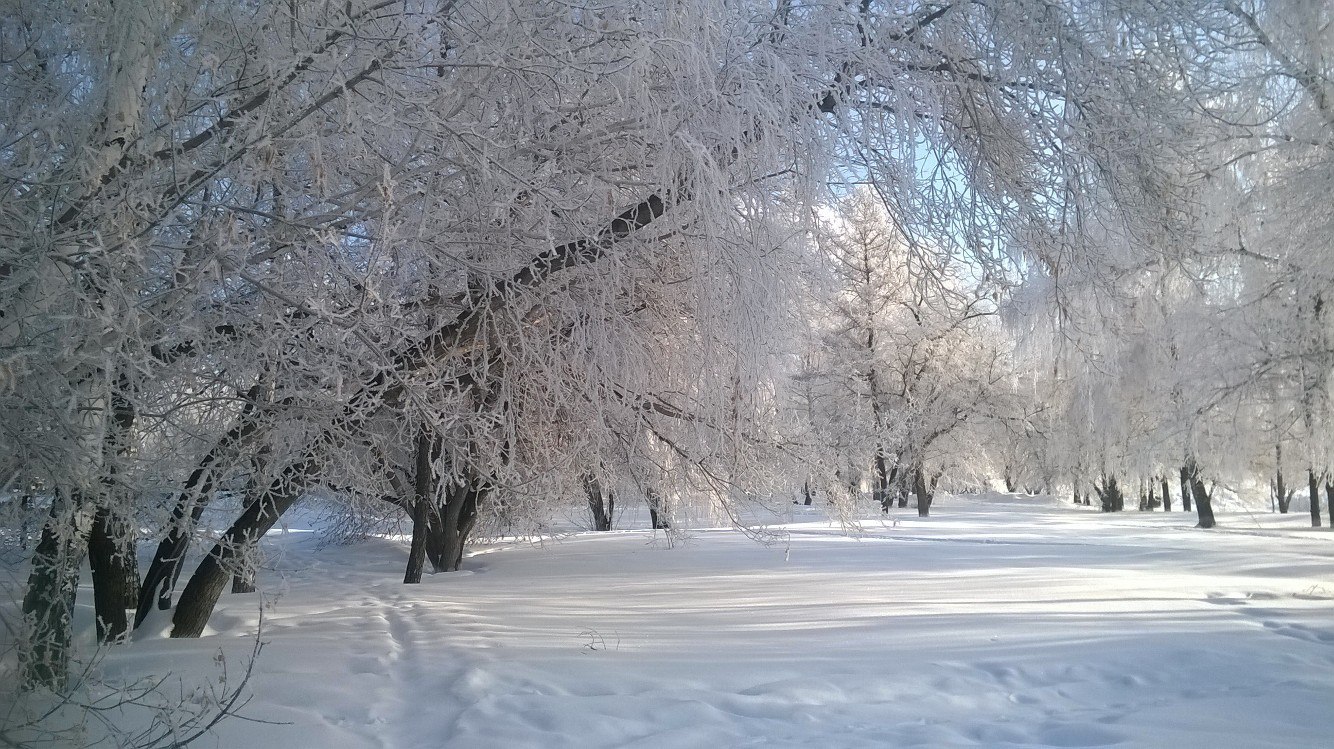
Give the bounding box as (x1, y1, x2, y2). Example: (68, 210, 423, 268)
(113, 495, 1334, 747)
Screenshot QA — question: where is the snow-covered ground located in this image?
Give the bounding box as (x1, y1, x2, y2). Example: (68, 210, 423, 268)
(52, 495, 1334, 747)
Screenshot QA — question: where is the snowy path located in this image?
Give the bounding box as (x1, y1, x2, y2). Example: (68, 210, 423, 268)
(120, 496, 1334, 748)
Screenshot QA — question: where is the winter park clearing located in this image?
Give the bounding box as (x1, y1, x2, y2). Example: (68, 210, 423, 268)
(80, 493, 1334, 749)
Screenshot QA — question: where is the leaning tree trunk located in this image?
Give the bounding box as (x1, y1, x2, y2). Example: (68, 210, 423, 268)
(171, 460, 311, 638)
(1185, 458, 1215, 529)
(135, 402, 262, 628)
(1309, 468, 1323, 528)
(20, 495, 87, 690)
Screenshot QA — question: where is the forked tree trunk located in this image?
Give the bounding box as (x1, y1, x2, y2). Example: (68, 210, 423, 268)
(585, 474, 614, 531)
(171, 460, 311, 638)
(802, 480, 813, 506)
(21, 496, 87, 690)
(1094, 476, 1124, 512)
(438, 482, 475, 573)
(1309, 468, 1323, 528)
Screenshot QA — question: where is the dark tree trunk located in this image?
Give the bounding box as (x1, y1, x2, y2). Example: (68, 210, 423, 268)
(230, 565, 256, 594)
(873, 448, 891, 511)
(20, 496, 87, 690)
(802, 480, 813, 506)
(1184, 458, 1215, 528)
(1161, 477, 1172, 512)
(89, 381, 140, 642)
(135, 405, 262, 628)
(1325, 479, 1333, 528)
(171, 460, 311, 638)
(585, 474, 614, 531)
(88, 504, 137, 642)
(405, 431, 435, 584)
(647, 488, 670, 529)
(436, 480, 483, 572)
(1276, 444, 1292, 513)
(1094, 476, 1124, 512)
(1179, 466, 1193, 513)
(913, 465, 935, 518)
(1309, 468, 1323, 528)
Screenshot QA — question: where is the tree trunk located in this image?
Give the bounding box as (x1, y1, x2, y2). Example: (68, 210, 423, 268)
(135, 405, 261, 628)
(20, 495, 87, 690)
(1276, 444, 1291, 513)
(438, 481, 483, 572)
(1179, 466, 1193, 513)
(1003, 466, 1017, 493)
(1094, 475, 1123, 512)
(1325, 478, 1333, 528)
(873, 447, 891, 511)
(913, 465, 933, 518)
(647, 488, 670, 529)
(171, 460, 311, 638)
(585, 474, 614, 531)
(1185, 458, 1215, 528)
(230, 564, 257, 594)
(1309, 468, 1322, 528)
(802, 479, 813, 506)
(405, 430, 435, 584)
(1161, 477, 1172, 512)
(88, 504, 137, 642)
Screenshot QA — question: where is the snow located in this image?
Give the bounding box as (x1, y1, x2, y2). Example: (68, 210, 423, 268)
(83, 496, 1334, 747)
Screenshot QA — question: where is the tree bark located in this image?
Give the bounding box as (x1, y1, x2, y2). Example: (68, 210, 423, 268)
(88, 505, 137, 642)
(913, 465, 934, 518)
(1309, 468, 1323, 528)
(1161, 477, 1172, 512)
(171, 459, 311, 638)
(404, 430, 435, 584)
(1185, 458, 1215, 528)
(585, 474, 614, 531)
(20, 496, 87, 690)
(1325, 478, 1333, 528)
(647, 488, 670, 529)
(1179, 466, 1193, 513)
(135, 402, 262, 628)
(438, 481, 482, 572)
(1276, 444, 1291, 513)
